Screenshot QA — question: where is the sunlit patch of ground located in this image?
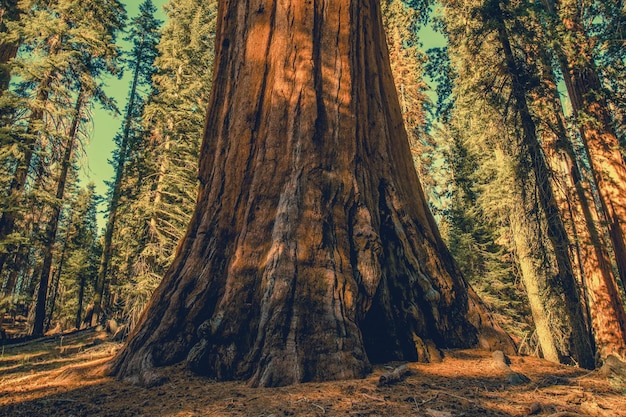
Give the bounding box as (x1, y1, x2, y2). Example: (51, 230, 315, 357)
(0, 331, 624, 416)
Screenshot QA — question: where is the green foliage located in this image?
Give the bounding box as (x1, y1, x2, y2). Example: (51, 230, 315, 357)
(0, 0, 125, 329)
(51, 184, 100, 329)
(92, 0, 162, 327)
(432, 0, 546, 342)
(108, 0, 216, 329)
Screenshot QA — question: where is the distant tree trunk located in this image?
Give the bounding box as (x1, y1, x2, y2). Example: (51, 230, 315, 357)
(75, 273, 87, 330)
(32, 89, 84, 337)
(45, 232, 68, 332)
(0, 0, 20, 92)
(112, 0, 514, 388)
(2, 244, 29, 296)
(509, 193, 568, 364)
(493, 5, 594, 368)
(533, 59, 626, 360)
(0, 32, 60, 277)
(92, 43, 144, 326)
(541, 0, 626, 287)
(0, 72, 52, 278)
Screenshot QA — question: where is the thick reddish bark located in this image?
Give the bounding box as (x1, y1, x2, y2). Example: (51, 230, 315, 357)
(541, 0, 626, 287)
(112, 0, 513, 387)
(535, 69, 626, 360)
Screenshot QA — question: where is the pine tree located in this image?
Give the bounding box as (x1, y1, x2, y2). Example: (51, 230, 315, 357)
(30, 0, 125, 336)
(0, 0, 19, 92)
(0, 0, 122, 295)
(438, 0, 597, 366)
(47, 184, 100, 330)
(539, 0, 626, 284)
(115, 0, 217, 330)
(531, 0, 626, 360)
(92, 0, 161, 326)
(424, 42, 531, 341)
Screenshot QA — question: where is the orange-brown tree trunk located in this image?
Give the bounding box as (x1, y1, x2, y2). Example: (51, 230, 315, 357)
(541, 0, 626, 287)
(491, 3, 594, 368)
(533, 62, 626, 360)
(0, 0, 19, 92)
(112, 0, 513, 388)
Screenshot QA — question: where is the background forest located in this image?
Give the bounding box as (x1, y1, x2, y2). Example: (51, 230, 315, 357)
(0, 0, 625, 369)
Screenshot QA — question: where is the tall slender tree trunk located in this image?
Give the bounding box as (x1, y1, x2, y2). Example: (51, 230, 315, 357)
(32, 89, 84, 337)
(540, 0, 626, 287)
(533, 59, 626, 360)
(2, 244, 28, 296)
(75, 273, 86, 330)
(112, 0, 514, 388)
(92, 44, 145, 326)
(493, 5, 595, 368)
(45, 230, 68, 332)
(0, 1, 20, 93)
(0, 73, 52, 278)
(509, 191, 568, 364)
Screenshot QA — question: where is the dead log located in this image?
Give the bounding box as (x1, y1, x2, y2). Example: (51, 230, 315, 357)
(378, 364, 411, 387)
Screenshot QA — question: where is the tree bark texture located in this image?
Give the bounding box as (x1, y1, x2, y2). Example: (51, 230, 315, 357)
(112, 0, 513, 388)
(495, 11, 594, 368)
(532, 64, 626, 361)
(541, 0, 626, 287)
(509, 199, 562, 364)
(0, 1, 19, 92)
(32, 89, 83, 337)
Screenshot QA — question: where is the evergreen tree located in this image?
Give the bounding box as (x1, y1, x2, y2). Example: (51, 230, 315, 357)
(531, 0, 626, 360)
(438, 0, 596, 366)
(47, 183, 100, 330)
(0, 0, 124, 302)
(30, 0, 125, 336)
(92, 0, 161, 326)
(112, 0, 514, 388)
(0, 0, 19, 92)
(424, 42, 531, 341)
(114, 0, 217, 330)
(539, 0, 626, 284)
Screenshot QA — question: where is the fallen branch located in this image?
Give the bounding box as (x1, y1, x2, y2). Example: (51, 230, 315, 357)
(361, 393, 386, 402)
(378, 364, 411, 387)
(434, 390, 475, 403)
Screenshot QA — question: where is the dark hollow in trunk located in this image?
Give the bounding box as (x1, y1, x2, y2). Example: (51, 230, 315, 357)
(112, 0, 513, 388)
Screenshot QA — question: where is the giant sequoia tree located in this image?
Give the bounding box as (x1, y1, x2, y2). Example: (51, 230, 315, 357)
(112, 0, 513, 387)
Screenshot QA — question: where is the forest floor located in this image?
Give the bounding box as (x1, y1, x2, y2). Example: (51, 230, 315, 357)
(0, 329, 625, 417)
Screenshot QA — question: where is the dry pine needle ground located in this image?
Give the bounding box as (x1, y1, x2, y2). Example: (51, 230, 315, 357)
(0, 330, 624, 417)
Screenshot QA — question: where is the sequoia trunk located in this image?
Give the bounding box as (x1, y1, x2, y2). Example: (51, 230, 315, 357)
(112, 0, 513, 387)
(541, 0, 626, 286)
(533, 60, 626, 360)
(494, 6, 594, 368)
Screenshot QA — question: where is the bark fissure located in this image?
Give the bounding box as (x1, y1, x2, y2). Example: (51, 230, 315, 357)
(112, 0, 513, 388)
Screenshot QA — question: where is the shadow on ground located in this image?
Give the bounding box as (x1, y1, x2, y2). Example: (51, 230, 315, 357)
(0, 332, 624, 417)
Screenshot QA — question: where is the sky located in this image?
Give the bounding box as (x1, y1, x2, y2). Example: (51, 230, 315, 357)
(81, 0, 168, 228)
